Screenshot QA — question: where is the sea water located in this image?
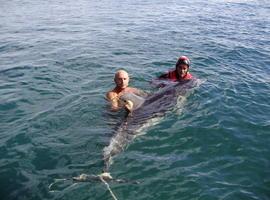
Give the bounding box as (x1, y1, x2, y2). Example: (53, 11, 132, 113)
(0, 0, 269, 199)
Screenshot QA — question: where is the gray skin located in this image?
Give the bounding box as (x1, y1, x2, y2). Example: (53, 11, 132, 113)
(103, 78, 201, 172)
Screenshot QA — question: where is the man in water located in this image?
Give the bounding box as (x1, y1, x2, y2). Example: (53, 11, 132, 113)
(158, 56, 193, 81)
(106, 70, 145, 111)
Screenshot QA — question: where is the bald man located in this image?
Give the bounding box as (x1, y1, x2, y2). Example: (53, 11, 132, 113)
(106, 70, 145, 111)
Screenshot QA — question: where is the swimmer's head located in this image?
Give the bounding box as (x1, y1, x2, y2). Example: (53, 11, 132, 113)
(176, 56, 190, 68)
(114, 70, 129, 89)
(176, 56, 190, 78)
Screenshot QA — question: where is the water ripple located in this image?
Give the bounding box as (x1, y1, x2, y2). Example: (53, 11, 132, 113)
(1, 0, 270, 200)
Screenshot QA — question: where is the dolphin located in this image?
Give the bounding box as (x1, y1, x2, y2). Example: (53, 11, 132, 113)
(57, 78, 203, 192)
(103, 78, 203, 172)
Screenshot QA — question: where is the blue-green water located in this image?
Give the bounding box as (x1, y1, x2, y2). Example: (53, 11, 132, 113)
(1, 0, 270, 199)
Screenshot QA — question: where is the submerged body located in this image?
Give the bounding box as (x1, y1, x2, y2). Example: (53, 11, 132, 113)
(103, 78, 203, 172)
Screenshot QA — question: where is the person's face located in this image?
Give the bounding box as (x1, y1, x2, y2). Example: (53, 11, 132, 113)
(115, 72, 129, 89)
(176, 64, 189, 78)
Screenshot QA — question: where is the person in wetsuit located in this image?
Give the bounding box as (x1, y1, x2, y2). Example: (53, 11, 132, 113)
(159, 56, 193, 81)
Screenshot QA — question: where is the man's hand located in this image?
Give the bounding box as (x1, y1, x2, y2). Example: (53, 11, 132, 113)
(124, 100, 134, 112)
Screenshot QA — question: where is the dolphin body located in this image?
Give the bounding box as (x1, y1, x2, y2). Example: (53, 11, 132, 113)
(66, 79, 202, 186)
(103, 78, 202, 172)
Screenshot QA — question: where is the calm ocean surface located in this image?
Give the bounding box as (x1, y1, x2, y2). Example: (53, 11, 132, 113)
(0, 0, 270, 199)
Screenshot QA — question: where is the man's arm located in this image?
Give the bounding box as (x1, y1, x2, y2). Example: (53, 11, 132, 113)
(106, 92, 120, 111)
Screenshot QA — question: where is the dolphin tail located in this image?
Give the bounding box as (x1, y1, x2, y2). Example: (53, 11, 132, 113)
(49, 172, 139, 200)
(72, 172, 140, 184)
(72, 172, 140, 200)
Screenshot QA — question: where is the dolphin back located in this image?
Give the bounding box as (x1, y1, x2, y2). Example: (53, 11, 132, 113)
(103, 78, 205, 172)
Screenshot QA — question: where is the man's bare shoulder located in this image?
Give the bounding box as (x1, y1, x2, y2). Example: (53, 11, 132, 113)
(106, 90, 118, 101)
(106, 91, 116, 100)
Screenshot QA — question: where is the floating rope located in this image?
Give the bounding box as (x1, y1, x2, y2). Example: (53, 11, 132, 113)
(98, 174, 118, 200)
(48, 178, 71, 192)
(48, 178, 67, 190)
